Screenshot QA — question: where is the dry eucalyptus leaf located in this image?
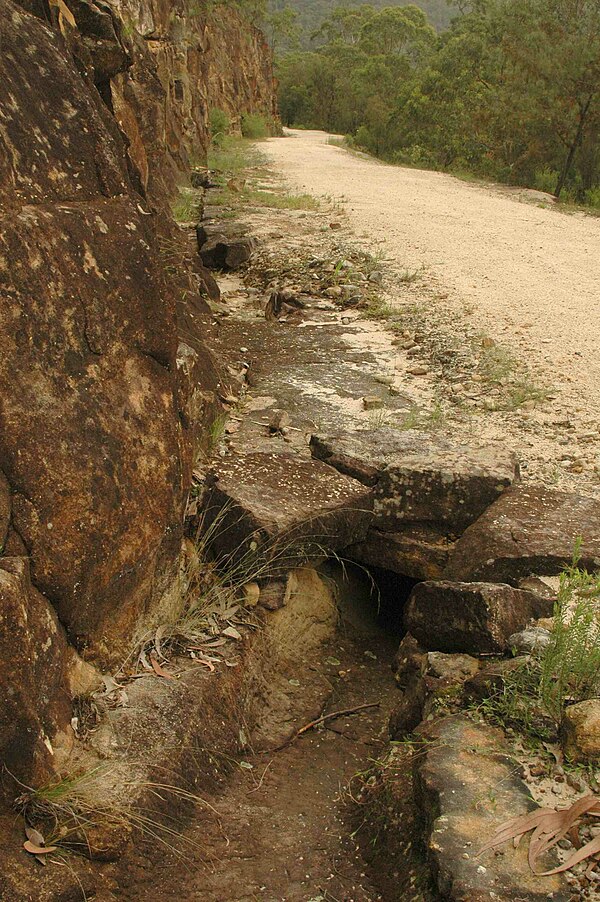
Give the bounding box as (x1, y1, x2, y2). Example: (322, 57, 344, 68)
(479, 795, 600, 875)
(150, 655, 174, 680)
(24, 840, 58, 855)
(25, 825, 46, 847)
(222, 626, 242, 640)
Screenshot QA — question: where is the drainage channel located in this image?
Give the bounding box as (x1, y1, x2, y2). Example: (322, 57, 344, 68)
(112, 563, 431, 902)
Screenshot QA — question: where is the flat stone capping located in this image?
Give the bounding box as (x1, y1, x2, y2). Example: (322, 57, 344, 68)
(202, 451, 374, 565)
(310, 428, 519, 534)
(447, 485, 600, 582)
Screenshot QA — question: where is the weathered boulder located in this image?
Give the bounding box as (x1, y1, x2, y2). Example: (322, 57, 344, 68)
(197, 225, 256, 271)
(392, 633, 427, 687)
(0, 0, 194, 659)
(414, 716, 569, 900)
(390, 636, 479, 739)
(446, 485, 600, 583)
(0, 557, 71, 784)
(508, 626, 552, 655)
(70, 0, 131, 87)
(349, 525, 452, 580)
(426, 651, 480, 683)
(404, 581, 553, 654)
(561, 700, 600, 763)
(202, 451, 373, 568)
(311, 428, 518, 534)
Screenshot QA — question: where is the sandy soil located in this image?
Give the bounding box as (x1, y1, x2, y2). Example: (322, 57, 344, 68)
(261, 129, 600, 495)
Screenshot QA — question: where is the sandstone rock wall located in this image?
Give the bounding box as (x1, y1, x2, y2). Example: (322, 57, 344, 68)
(110, 0, 278, 198)
(0, 0, 276, 785)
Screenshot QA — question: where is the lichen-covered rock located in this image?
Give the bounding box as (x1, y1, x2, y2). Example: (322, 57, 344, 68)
(561, 700, 600, 763)
(0, 0, 194, 659)
(202, 451, 374, 567)
(508, 626, 552, 655)
(0, 557, 71, 784)
(404, 581, 553, 654)
(0, 472, 10, 552)
(311, 428, 518, 534)
(446, 485, 600, 583)
(415, 716, 569, 900)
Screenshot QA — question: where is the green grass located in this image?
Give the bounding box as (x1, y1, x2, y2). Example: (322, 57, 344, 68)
(398, 266, 424, 284)
(208, 136, 264, 176)
(13, 765, 218, 859)
(171, 186, 203, 223)
(215, 186, 319, 212)
(471, 547, 600, 745)
(207, 135, 318, 213)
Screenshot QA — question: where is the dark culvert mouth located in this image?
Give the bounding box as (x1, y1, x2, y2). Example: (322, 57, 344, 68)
(318, 559, 418, 639)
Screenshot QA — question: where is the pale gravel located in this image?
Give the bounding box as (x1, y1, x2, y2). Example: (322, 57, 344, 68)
(264, 130, 600, 395)
(261, 130, 600, 491)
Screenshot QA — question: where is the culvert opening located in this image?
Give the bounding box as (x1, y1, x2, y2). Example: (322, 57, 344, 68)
(319, 559, 418, 639)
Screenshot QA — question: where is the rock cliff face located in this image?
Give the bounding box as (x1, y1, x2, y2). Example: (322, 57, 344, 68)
(0, 0, 276, 785)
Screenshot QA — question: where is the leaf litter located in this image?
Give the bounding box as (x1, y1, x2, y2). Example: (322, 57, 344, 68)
(479, 794, 600, 876)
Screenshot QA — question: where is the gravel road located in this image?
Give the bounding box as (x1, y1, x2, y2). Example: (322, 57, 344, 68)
(261, 128, 600, 491)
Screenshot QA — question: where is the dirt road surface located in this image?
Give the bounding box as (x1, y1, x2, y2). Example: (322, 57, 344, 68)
(262, 129, 600, 492)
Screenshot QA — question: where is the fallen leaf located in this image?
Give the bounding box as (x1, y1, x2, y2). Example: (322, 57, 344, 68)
(150, 655, 174, 680)
(541, 832, 600, 876)
(479, 795, 600, 875)
(24, 841, 58, 855)
(222, 626, 242, 640)
(25, 825, 46, 847)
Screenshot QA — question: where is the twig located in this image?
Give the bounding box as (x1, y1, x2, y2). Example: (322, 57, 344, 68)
(247, 759, 273, 794)
(270, 702, 380, 752)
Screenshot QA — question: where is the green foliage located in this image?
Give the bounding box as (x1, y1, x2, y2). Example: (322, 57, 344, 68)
(171, 186, 202, 223)
(209, 107, 231, 146)
(268, 0, 455, 45)
(240, 111, 270, 138)
(278, 0, 600, 203)
(539, 551, 600, 722)
(476, 548, 600, 743)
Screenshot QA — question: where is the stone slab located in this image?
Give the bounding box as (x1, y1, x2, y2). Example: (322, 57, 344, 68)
(447, 485, 600, 582)
(415, 716, 569, 901)
(311, 428, 518, 535)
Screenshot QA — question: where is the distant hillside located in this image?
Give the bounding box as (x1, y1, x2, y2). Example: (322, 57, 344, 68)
(269, 0, 456, 40)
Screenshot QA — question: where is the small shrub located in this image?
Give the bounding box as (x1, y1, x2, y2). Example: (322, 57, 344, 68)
(533, 167, 559, 195)
(241, 112, 269, 139)
(539, 549, 600, 721)
(209, 107, 230, 146)
(583, 186, 600, 209)
(474, 546, 600, 742)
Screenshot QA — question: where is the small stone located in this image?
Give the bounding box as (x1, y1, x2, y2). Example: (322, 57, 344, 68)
(508, 627, 552, 655)
(329, 222, 342, 230)
(374, 374, 394, 386)
(368, 270, 383, 283)
(561, 700, 600, 763)
(268, 409, 291, 433)
(324, 286, 342, 299)
(363, 396, 384, 410)
(407, 366, 429, 376)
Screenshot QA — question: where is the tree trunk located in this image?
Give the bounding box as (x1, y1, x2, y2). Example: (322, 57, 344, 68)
(555, 94, 594, 199)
